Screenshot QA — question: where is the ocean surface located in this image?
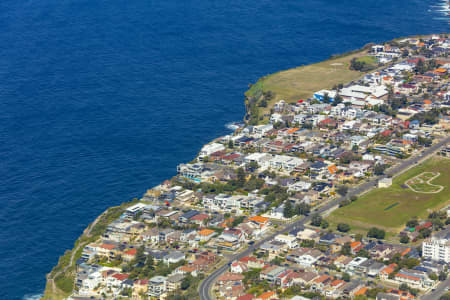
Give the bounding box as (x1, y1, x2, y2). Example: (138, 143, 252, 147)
(0, 0, 447, 299)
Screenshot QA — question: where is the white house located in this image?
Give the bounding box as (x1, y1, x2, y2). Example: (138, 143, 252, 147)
(199, 143, 226, 158)
(274, 234, 298, 249)
(79, 271, 102, 296)
(244, 152, 272, 168)
(270, 113, 284, 124)
(268, 155, 304, 171)
(148, 276, 167, 297)
(253, 124, 274, 137)
(287, 181, 312, 192)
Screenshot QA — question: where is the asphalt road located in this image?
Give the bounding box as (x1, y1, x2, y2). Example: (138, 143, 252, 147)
(199, 136, 450, 300)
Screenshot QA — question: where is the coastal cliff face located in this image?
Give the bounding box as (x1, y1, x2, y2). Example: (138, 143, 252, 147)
(42, 201, 137, 300)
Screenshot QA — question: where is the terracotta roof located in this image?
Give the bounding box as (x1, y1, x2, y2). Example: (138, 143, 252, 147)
(99, 243, 117, 250)
(191, 213, 209, 221)
(178, 265, 196, 272)
(350, 241, 362, 249)
(314, 274, 331, 283)
(124, 248, 137, 256)
(396, 273, 420, 281)
(248, 216, 269, 223)
(218, 272, 244, 282)
(112, 273, 129, 281)
(239, 256, 257, 263)
(328, 165, 338, 174)
(223, 153, 241, 160)
(198, 229, 215, 236)
(238, 294, 255, 300)
(401, 248, 411, 256)
(256, 291, 276, 300)
(381, 264, 397, 275)
(354, 287, 368, 296)
(134, 279, 149, 285)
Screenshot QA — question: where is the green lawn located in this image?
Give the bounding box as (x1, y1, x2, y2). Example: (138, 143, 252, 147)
(327, 157, 450, 233)
(356, 55, 378, 65)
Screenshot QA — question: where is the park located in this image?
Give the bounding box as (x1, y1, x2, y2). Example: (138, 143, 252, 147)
(327, 156, 450, 235)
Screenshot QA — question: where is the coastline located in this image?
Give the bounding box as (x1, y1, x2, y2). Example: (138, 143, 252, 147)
(41, 33, 448, 299)
(41, 39, 376, 299)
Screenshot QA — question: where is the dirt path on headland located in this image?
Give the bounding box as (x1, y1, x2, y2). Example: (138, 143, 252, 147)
(46, 210, 106, 297)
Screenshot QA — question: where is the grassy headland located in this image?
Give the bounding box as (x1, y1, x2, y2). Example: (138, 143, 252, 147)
(42, 200, 138, 300)
(244, 47, 374, 125)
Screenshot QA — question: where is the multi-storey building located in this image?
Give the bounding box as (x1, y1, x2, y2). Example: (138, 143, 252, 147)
(422, 228, 450, 263)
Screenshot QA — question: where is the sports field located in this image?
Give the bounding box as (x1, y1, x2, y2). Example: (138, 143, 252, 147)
(327, 157, 450, 233)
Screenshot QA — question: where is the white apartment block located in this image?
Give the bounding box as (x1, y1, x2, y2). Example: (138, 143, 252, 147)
(422, 229, 450, 263)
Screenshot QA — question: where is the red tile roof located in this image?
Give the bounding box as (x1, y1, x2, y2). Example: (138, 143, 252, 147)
(99, 243, 117, 250)
(124, 248, 137, 256)
(191, 213, 209, 221)
(112, 273, 129, 281)
(237, 294, 255, 300)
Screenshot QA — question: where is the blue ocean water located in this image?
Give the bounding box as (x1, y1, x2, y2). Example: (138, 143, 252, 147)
(0, 0, 447, 299)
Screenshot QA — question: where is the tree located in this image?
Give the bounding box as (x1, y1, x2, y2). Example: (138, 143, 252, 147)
(336, 185, 348, 196)
(415, 59, 426, 74)
(258, 99, 268, 107)
(146, 255, 154, 268)
(243, 268, 261, 285)
(283, 201, 295, 218)
(323, 92, 331, 104)
(320, 220, 329, 229)
(429, 273, 438, 281)
(342, 273, 351, 282)
(439, 271, 447, 281)
(367, 227, 385, 239)
(355, 233, 363, 241)
(311, 213, 322, 227)
(332, 94, 343, 106)
(440, 293, 450, 300)
(418, 136, 432, 147)
(295, 203, 311, 216)
(337, 223, 351, 233)
(181, 275, 193, 290)
(374, 164, 387, 175)
(341, 243, 351, 255)
(236, 167, 246, 187)
(367, 288, 385, 299)
(431, 218, 444, 231)
(399, 283, 409, 292)
(265, 192, 276, 203)
(248, 161, 259, 171)
(228, 140, 234, 149)
(135, 245, 146, 265)
(271, 256, 284, 265)
(400, 235, 410, 244)
(406, 218, 418, 228)
(419, 228, 431, 239)
(300, 239, 315, 248)
(232, 216, 245, 227)
(358, 249, 370, 258)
